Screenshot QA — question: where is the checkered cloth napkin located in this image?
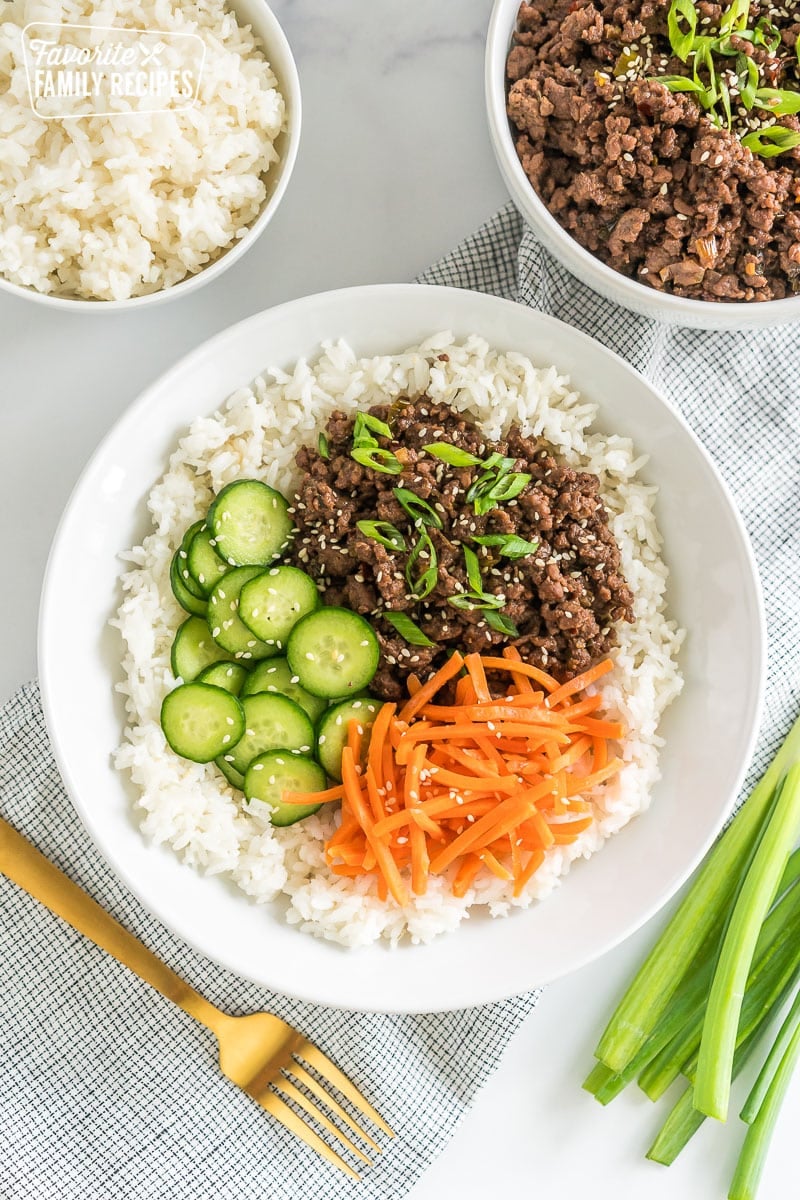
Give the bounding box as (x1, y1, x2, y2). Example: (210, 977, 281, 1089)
(2, 203, 799, 1199)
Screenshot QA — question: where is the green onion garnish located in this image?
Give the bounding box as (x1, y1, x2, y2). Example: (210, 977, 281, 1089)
(463, 545, 484, 595)
(355, 519, 406, 552)
(754, 88, 800, 115)
(422, 442, 483, 467)
(353, 411, 392, 445)
(448, 593, 505, 612)
(668, 0, 698, 62)
(753, 15, 781, 53)
(351, 446, 404, 474)
(742, 124, 800, 156)
(406, 529, 438, 598)
(382, 611, 435, 647)
(473, 533, 539, 558)
(485, 610, 520, 637)
(317, 432, 329, 460)
(393, 487, 443, 530)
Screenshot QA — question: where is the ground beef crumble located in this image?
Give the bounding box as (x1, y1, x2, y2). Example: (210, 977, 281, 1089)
(288, 398, 634, 701)
(506, 0, 800, 302)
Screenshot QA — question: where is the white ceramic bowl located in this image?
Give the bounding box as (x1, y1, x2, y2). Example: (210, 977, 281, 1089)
(486, 0, 800, 330)
(39, 284, 765, 1012)
(0, 0, 300, 311)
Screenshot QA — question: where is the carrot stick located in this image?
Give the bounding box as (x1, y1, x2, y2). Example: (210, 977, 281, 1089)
(500, 645, 536, 695)
(546, 657, 613, 708)
(483, 654, 559, 692)
(514, 849, 545, 895)
(464, 653, 491, 703)
(399, 652, 465, 722)
(346, 718, 362, 764)
(452, 855, 483, 898)
(548, 816, 593, 843)
(574, 717, 625, 740)
(429, 793, 536, 874)
(368, 702, 396, 782)
(341, 746, 409, 907)
(477, 849, 513, 881)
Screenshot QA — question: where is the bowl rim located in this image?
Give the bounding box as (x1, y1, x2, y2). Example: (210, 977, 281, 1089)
(38, 283, 767, 1011)
(0, 0, 302, 312)
(485, 0, 800, 326)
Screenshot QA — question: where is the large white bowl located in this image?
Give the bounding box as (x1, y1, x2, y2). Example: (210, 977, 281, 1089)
(486, 0, 800, 330)
(0, 0, 301, 311)
(39, 284, 765, 1012)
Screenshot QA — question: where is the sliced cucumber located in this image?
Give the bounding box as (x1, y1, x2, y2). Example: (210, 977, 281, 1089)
(187, 526, 229, 596)
(287, 608, 380, 698)
(216, 755, 246, 790)
(171, 616, 233, 682)
(209, 479, 294, 567)
(244, 751, 326, 826)
(161, 683, 245, 763)
(229, 693, 315, 774)
(239, 566, 320, 648)
(170, 551, 208, 616)
(176, 520, 207, 596)
(196, 661, 249, 696)
(240, 657, 327, 723)
(206, 566, 276, 661)
(317, 697, 384, 782)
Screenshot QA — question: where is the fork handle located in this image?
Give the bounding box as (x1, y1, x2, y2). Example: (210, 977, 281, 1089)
(0, 816, 227, 1037)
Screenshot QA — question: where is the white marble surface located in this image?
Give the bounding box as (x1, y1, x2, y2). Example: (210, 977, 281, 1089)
(0, 1, 795, 1196)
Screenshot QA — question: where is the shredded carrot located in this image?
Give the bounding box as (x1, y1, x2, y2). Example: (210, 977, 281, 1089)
(314, 652, 624, 903)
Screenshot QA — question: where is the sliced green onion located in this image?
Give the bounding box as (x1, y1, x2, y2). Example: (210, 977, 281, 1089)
(738, 54, 760, 110)
(718, 0, 750, 38)
(668, 0, 699, 62)
(593, 713, 800, 1074)
(484, 610, 520, 637)
(741, 987, 800, 1124)
(382, 611, 435, 647)
(463, 546, 484, 595)
(742, 124, 800, 156)
(694, 765, 800, 1121)
(422, 442, 482, 467)
(317, 432, 330, 460)
(729, 1020, 800, 1200)
(353, 411, 392, 445)
(754, 88, 800, 115)
(753, 15, 781, 54)
(351, 446, 404, 475)
(448, 593, 505, 612)
(473, 533, 539, 558)
(652, 74, 706, 94)
(393, 487, 443, 529)
(355, 519, 406, 552)
(406, 530, 438, 599)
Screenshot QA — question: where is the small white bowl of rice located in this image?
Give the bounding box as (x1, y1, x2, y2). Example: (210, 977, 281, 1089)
(0, 0, 300, 307)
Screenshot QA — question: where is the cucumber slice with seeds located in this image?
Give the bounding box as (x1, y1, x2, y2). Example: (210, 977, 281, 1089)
(316, 697, 384, 782)
(161, 683, 245, 763)
(171, 616, 233, 682)
(216, 755, 246, 790)
(207, 566, 276, 661)
(196, 661, 249, 696)
(176, 520, 207, 597)
(187, 526, 229, 596)
(209, 480, 294, 567)
(239, 566, 320, 648)
(245, 751, 326, 826)
(240, 657, 327, 723)
(229, 693, 315, 774)
(170, 551, 208, 617)
(287, 608, 379, 698)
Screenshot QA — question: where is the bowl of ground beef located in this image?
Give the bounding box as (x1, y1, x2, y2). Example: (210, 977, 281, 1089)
(486, 0, 800, 327)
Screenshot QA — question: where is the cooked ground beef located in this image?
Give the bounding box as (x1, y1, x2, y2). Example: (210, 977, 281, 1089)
(288, 398, 634, 701)
(506, 0, 800, 302)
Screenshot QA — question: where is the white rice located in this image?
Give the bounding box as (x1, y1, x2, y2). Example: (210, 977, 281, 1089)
(113, 334, 685, 947)
(0, 0, 285, 300)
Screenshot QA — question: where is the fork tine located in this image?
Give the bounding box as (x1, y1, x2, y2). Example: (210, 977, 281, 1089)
(288, 1062, 381, 1152)
(275, 1076, 373, 1165)
(299, 1043, 395, 1137)
(255, 1090, 360, 1180)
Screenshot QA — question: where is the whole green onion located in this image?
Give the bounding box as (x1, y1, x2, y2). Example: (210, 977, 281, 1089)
(729, 1019, 800, 1200)
(741, 988, 800, 1124)
(694, 764, 800, 1121)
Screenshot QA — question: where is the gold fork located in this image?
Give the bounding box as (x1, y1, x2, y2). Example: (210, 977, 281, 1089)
(0, 816, 392, 1179)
